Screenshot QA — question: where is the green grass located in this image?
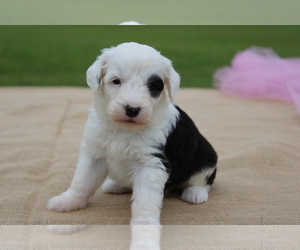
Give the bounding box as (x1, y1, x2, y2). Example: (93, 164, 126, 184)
(1, 26, 300, 88)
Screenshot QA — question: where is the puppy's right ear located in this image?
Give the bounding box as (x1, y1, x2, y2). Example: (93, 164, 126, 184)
(86, 56, 103, 92)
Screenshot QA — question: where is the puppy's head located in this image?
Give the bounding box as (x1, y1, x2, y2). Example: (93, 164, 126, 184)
(86, 42, 180, 131)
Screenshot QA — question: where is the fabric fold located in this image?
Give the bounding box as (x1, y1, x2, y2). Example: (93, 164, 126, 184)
(213, 46, 300, 114)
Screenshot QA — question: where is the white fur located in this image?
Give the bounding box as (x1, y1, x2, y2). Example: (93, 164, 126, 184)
(47, 43, 180, 230)
(46, 42, 216, 249)
(180, 168, 216, 204)
(181, 186, 209, 204)
(186, 167, 215, 192)
(131, 225, 161, 250)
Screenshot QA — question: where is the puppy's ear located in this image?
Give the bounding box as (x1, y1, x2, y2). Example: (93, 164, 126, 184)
(166, 65, 180, 101)
(86, 56, 104, 92)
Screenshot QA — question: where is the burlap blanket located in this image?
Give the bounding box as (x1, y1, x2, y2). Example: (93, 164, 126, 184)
(1, 87, 299, 225)
(1, 225, 299, 249)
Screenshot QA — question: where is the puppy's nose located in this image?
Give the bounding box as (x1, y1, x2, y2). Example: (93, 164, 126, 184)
(125, 105, 141, 118)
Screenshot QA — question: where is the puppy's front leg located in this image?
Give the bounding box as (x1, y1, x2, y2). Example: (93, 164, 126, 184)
(130, 163, 168, 225)
(130, 163, 167, 250)
(47, 151, 107, 212)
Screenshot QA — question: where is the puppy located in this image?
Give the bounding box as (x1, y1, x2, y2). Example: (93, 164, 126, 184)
(47, 42, 217, 226)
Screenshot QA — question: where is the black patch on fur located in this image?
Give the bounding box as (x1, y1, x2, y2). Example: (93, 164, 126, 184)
(154, 105, 218, 191)
(206, 168, 217, 185)
(152, 151, 171, 174)
(147, 75, 164, 98)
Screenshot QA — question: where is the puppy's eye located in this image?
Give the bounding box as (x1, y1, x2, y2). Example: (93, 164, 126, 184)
(149, 82, 162, 91)
(112, 79, 121, 85)
(148, 78, 164, 98)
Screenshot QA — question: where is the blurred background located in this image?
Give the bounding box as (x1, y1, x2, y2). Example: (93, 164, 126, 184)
(1, 0, 300, 25)
(1, 26, 300, 88)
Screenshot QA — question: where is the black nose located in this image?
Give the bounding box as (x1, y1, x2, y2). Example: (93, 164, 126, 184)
(125, 105, 141, 118)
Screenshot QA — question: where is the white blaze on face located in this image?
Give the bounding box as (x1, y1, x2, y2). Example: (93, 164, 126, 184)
(100, 49, 170, 131)
(103, 75, 154, 131)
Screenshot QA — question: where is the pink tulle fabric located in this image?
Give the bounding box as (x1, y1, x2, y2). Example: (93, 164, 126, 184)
(213, 47, 300, 114)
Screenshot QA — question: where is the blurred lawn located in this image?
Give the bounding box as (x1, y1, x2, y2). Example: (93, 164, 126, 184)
(1, 26, 300, 88)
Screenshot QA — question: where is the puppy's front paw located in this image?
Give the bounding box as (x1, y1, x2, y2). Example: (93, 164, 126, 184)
(181, 186, 208, 204)
(130, 225, 161, 250)
(46, 191, 87, 212)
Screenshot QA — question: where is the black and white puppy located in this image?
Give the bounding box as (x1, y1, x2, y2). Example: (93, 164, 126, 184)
(47, 42, 217, 226)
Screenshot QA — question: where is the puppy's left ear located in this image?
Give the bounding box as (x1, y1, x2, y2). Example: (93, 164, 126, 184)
(86, 57, 103, 93)
(166, 64, 180, 101)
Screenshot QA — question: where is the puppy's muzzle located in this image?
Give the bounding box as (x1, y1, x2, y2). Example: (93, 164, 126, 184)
(125, 105, 141, 118)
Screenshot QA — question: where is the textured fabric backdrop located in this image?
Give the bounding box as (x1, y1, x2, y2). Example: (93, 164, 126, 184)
(1, 87, 299, 225)
(1, 225, 300, 249)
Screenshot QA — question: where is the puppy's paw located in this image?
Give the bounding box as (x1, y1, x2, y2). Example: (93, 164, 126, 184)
(181, 186, 208, 204)
(130, 225, 161, 250)
(102, 179, 132, 194)
(46, 191, 87, 212)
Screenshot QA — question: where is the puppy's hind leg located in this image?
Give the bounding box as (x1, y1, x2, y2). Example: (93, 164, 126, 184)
(181, 167, 216, 204)
(47, 151, 108, 212)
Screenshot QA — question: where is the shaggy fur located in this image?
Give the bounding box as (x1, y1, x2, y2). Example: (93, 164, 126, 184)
(47, 42, 217, 230)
